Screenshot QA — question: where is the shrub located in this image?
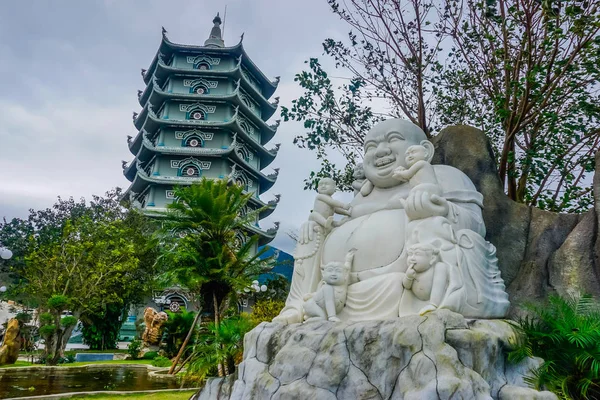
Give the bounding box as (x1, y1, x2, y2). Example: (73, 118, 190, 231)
(509, 294, 600, 400)
(250, 299, 285, 326)
(163, 308, 197, 357)
(142, 351, 158, 360)
(64, 351, 76, 363)
(36, 352, 76, 365)
(151, 355, 172, 368)
(127, 338, 143, 359)
(186, 315, 254, 381)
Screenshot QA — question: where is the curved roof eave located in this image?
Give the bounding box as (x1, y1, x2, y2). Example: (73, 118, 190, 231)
(128, 130, 144, 155)
(131, 133, 277, 182)
(134, 166, 271, 208)
(144, 109, 236, 132)
(229, 156, 277, 194)
(139, 76, 155, 107)
(141, 137, 232, 159)
(123, 161, 138, 182)
(152, 59, 277, 112)
(133, 104, 149, 131)
(243, 224, 278, 246)
(146, 34, 279, 95)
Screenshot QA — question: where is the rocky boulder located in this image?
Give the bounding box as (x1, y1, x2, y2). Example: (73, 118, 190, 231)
(431, 126, 600, 314)
(192, 311, 556, 400)
(0, 318, 20, 365)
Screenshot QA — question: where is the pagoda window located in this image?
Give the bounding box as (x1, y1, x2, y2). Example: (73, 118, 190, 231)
(183, 135, 204, 148)
(178, 163, 202, 177)
(195, 61, 211, 70)
(187, 109, 206, 121)
(190, 84, 210, 95)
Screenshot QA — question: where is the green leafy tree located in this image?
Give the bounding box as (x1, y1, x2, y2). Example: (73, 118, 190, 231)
(509, 294, 600, 399)
(80, 304, 127, 350)
(284, 0, 600, 212)
(441, 0, 600, 211)
(6, 190, 156, 365)
(156, 179, 274, 375)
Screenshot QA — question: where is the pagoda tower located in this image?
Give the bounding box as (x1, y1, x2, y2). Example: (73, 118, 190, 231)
(123, 14, 281, 247)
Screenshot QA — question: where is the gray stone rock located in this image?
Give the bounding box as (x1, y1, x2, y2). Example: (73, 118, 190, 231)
(499, 385, 558, 400)
(194, 311, 556, 400)
(431, 126, 600, 313)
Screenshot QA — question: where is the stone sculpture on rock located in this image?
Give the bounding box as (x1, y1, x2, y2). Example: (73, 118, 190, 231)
(0, 318, 20, 365)
(141, 307, 168, 347)
(392, 142, 442, 196)
(308, 177, 352, 233)
(351, 162, 366, 195)
(302, 248, 356, 322)
(275, 119, 510, 323)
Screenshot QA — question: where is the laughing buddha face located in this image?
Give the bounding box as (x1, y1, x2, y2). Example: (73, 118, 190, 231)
(363, 119, 429, 188)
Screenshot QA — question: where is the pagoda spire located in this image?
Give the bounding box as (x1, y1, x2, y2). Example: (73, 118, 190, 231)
(204, 13, 225, 48)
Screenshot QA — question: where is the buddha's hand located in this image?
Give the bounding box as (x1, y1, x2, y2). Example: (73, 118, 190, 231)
(402, 190, 449, 221)
(299, 220, 320, 244)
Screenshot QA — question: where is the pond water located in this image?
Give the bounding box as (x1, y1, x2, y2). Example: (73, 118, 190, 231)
(0, 365, 181, 399)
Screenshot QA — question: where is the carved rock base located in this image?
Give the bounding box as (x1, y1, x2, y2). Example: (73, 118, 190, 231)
(191, 310, 557, 400)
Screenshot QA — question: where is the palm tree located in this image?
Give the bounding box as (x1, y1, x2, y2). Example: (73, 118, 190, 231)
(155, 179, 273, 375)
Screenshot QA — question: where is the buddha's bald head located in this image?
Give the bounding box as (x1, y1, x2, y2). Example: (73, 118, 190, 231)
(364, 119, 427, 144)
(363, 119, 431, 188)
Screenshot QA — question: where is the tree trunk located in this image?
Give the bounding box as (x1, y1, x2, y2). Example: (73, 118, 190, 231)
(213, 291, 224, 377)
(168, 310, 202, 375)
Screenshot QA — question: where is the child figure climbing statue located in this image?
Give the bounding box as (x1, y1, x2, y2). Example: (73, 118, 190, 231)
(302, 248, 356, 322)
(392, 142, 441, 196)
(308, 177, 352, 232)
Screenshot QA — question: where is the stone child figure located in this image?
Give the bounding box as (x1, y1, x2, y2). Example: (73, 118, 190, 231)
(303, 249, 356, 322)
(309, 177, 352, 232)
(402, 242, 459, 316)
(351, 163, 367, 196)
(392, 143, 442, 196)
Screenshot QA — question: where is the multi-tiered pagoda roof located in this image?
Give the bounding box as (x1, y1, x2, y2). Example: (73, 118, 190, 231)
(123, 14, 280, 246)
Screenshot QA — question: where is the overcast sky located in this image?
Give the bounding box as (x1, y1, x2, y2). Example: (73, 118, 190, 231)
(0, 0, 357, 253)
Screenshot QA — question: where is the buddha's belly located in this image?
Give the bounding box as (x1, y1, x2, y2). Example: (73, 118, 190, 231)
(321, 209, 407, 273)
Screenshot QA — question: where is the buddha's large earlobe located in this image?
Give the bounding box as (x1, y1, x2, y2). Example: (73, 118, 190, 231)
(420, 140, 435, 162)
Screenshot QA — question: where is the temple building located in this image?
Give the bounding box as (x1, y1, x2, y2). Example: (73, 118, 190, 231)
(123, 14, 281, 248)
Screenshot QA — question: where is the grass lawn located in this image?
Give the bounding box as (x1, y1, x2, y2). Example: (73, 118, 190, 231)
(19, 349, 130, 355)
(67, 390, 197, 399)
(0, 359, 155, 368)
(0, 360, 34, 368)
(64, 359, 154, 367)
